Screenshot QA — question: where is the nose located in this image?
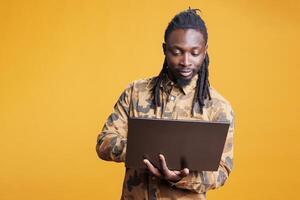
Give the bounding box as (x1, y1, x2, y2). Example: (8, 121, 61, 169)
(180, 53, 192, 67)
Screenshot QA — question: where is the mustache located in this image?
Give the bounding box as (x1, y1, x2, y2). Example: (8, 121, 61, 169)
(176, 68, 195, 73)
(177, 68, 193, 71)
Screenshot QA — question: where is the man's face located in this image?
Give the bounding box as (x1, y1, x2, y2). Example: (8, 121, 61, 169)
(163, 28, 207, 86)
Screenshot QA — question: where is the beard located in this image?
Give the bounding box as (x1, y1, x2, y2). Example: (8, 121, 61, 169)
(176, 77, 192, 87)
(167, 68, 198, 87)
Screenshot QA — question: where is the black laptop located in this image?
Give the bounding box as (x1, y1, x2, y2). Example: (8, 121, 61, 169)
(125, 117, 230, 172)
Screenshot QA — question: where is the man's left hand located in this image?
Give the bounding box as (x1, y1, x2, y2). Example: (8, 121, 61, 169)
(143, 154, 189, 182)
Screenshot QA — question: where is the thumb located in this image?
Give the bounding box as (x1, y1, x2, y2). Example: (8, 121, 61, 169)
(180, 168, 189, 178)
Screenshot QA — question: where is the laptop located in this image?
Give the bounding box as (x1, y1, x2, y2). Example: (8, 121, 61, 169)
(125, 117, 230, 172)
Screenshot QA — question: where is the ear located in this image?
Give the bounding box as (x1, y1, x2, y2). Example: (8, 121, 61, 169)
(204, 43, 208, 56)
(162, 43, 166, 55)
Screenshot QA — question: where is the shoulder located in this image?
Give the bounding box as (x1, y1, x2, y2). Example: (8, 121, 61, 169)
(209, 86, 232, 107)
(206, 86, 234, 121)
(126, 76, 158, 92)
(118, 76, 157, 101)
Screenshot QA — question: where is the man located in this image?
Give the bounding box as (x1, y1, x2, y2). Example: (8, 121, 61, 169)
(96, 8, 235, 200)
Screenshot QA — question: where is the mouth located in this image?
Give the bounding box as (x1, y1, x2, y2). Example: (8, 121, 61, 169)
(178, 70, 193, 78)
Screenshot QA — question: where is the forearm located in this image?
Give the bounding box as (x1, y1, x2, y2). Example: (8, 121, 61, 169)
(170, 159, 231, 193)
(96, 131, 127, 162)
(96, 84, 133, 163)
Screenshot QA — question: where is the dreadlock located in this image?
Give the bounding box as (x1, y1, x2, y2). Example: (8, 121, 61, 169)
(152, 7, 211, 115)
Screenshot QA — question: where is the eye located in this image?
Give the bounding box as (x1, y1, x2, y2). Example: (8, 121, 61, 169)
(191, 50, 200, 56)
(171, 49, 182, 56)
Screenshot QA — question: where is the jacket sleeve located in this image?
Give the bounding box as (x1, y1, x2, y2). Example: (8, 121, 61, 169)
(170, 102, 235, 193)
(96, 83, 133, 162)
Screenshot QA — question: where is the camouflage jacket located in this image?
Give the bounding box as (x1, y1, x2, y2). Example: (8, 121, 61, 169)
(96, 73, 235, 200)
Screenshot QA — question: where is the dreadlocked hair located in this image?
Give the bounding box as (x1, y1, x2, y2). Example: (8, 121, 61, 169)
(152, 7, 211, 115)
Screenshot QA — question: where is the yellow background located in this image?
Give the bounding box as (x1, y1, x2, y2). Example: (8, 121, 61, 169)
(1, 0, 299, 199)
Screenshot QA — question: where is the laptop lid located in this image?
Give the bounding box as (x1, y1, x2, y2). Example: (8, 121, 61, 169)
(125, 117, 230, 172)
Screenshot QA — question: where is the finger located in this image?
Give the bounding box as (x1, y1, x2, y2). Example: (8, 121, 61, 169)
(143, 159, 161, 177)
(173, 168, 189, 177)
(159, 154, 170, 174)
(159, 154, 177, 180)
(179, 168, 189, 178)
